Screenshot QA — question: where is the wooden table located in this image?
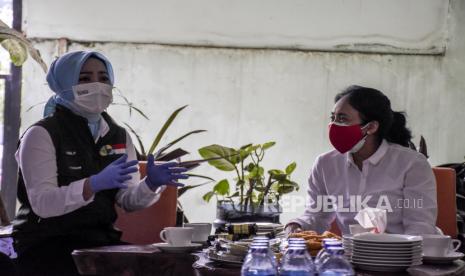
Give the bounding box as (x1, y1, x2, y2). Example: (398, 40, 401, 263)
(72, 245, 465, 276)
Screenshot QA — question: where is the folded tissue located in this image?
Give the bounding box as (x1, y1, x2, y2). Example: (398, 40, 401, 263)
(354, 207, 387, 234)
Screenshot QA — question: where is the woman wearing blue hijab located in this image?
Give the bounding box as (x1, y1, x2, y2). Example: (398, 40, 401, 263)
(13, 51, 189, 276)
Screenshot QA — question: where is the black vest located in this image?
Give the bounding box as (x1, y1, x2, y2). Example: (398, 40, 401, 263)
(13, 105, 127, 254)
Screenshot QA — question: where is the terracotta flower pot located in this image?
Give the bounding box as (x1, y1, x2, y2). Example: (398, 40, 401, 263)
(114, 161, 178, 244)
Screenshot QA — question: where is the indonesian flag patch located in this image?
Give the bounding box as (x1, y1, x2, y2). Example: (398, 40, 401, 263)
(99, 143, 127, 156)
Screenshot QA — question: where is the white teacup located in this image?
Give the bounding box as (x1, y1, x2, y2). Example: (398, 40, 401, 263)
(184, 223, 212, 243)
(159, 227, 193, 246)
(422, 234, 461, 257)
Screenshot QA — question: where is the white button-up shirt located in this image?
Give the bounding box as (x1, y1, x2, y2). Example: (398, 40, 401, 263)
(289, 140, 438, 235)
(16, 115, 165, 219)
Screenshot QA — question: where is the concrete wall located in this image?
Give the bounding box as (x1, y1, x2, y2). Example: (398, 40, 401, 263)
(24, 0, 448, 54)
(19, 0, 465, 224)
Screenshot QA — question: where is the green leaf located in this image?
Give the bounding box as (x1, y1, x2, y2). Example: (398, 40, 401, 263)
(277, 185, 295, 194)
(198, 144, 238, 171)
(262, 141, 276, 150)
(240, 143, 253, 150)
(271, 179, 299, 194)
(254, 185, 266, 192)
(155, 129, 207, 157)
(272, 174, 288, 181)
(178, 179, 214, 197)
(248, 145, 260, 152)
(111, 88, 149, 120)
(202, 191, 215, 203)
(236, 180, 245, 190)
(285, 162, 297, 174)
(268, 169, 284, 175)
(0, 20, 48, 72)
(271, 182, 280, 192)
(1, 39, 27, 66)
(248, 166, 264, 178)
(239, 148, 251, 160)
(128, 105, 150, 120)
(269, 170, 287, 181)
(25, 101, 46, 112)
(123, 122, 146, 157)
(251, 191, 259, 202)
(214, 179, 230, 196)
(246, 163, 255, 172)
(278, 179, 299, 187)
(148, 105, 188, 154)
(227, 191, 240, 198)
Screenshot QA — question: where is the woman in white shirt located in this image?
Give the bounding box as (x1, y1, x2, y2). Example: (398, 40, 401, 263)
(286, 85, 437, 236)
(13, 51, 189, 276)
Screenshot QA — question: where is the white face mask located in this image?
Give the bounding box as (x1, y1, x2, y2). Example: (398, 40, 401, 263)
(72, 82, 113, 114)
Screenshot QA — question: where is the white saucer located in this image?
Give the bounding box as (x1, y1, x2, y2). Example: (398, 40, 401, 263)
(352, 247, 422, 255)
(152, 242, 202, 253)
(353, 263, 416, 272)
(422, 252, 464, 264)
(351, 259, 422, 267)
(353, 233, 422, 243)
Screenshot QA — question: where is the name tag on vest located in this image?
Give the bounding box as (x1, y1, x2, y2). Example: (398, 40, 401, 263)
(99, 144, 127, 156)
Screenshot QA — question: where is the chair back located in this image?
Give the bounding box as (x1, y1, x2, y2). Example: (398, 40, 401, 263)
(114, 162, 177, 244)
(329, 167, 457, 237)
(433, 167, 457, 238)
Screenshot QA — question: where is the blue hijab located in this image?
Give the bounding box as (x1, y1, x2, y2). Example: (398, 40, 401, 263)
(44, 51, 115, 137)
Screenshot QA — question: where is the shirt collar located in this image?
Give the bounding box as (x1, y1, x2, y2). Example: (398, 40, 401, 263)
(367, 139, 389, 165)
(346, 139, 389, 166)
(94, 115, 109, 142)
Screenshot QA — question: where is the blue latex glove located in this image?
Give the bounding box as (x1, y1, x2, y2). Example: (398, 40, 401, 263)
(89, 154, 139, 193)
(145, 154, 189, 191)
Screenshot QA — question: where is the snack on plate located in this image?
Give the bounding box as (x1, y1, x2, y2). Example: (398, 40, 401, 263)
(288, 230, 341, 256)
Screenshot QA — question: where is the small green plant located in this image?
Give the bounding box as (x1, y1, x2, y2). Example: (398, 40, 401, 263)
(198, 142, 298, 211)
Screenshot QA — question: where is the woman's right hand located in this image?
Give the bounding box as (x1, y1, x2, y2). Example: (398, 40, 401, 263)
(285, 223, 303, 237)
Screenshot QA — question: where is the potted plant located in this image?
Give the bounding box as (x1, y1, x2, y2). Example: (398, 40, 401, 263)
(198, 142, 298, 226)
(124, 105, 214, 224)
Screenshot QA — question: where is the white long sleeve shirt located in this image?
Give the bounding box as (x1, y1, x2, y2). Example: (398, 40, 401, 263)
(16, 116, 165, 218)
(288, 140, 438, 235)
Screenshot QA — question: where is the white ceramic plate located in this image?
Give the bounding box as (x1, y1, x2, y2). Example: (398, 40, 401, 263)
(352, 247, 422, 255)
(353, 233, 422, 243)
(422, 252, 464, 264)
(352, 243, 422, 251)
(350, 252, 421, 260)
(351, 256, 421, 264)
(152, 243, 202, 253)
(206, 250, 244, 265)
(353, 263, 413, 272)
(352, 240, 421, 248)
(352, 253, 422, 261)
(351, 259, 422, 267)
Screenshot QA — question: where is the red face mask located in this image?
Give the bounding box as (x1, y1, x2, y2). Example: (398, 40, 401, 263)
(328, 122, 368, 154)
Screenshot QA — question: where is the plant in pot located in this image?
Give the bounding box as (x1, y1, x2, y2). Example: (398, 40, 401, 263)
(124, 105, 214, 225)
(198, 142, 298, 227)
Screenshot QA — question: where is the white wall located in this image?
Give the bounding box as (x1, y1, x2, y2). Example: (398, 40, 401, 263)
(24, 0, 448, 54)
(20, 0, 465, 225)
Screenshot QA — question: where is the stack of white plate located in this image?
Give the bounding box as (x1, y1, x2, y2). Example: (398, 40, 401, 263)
(350, 233, 422, 272)
(342, 234, 353, 258)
